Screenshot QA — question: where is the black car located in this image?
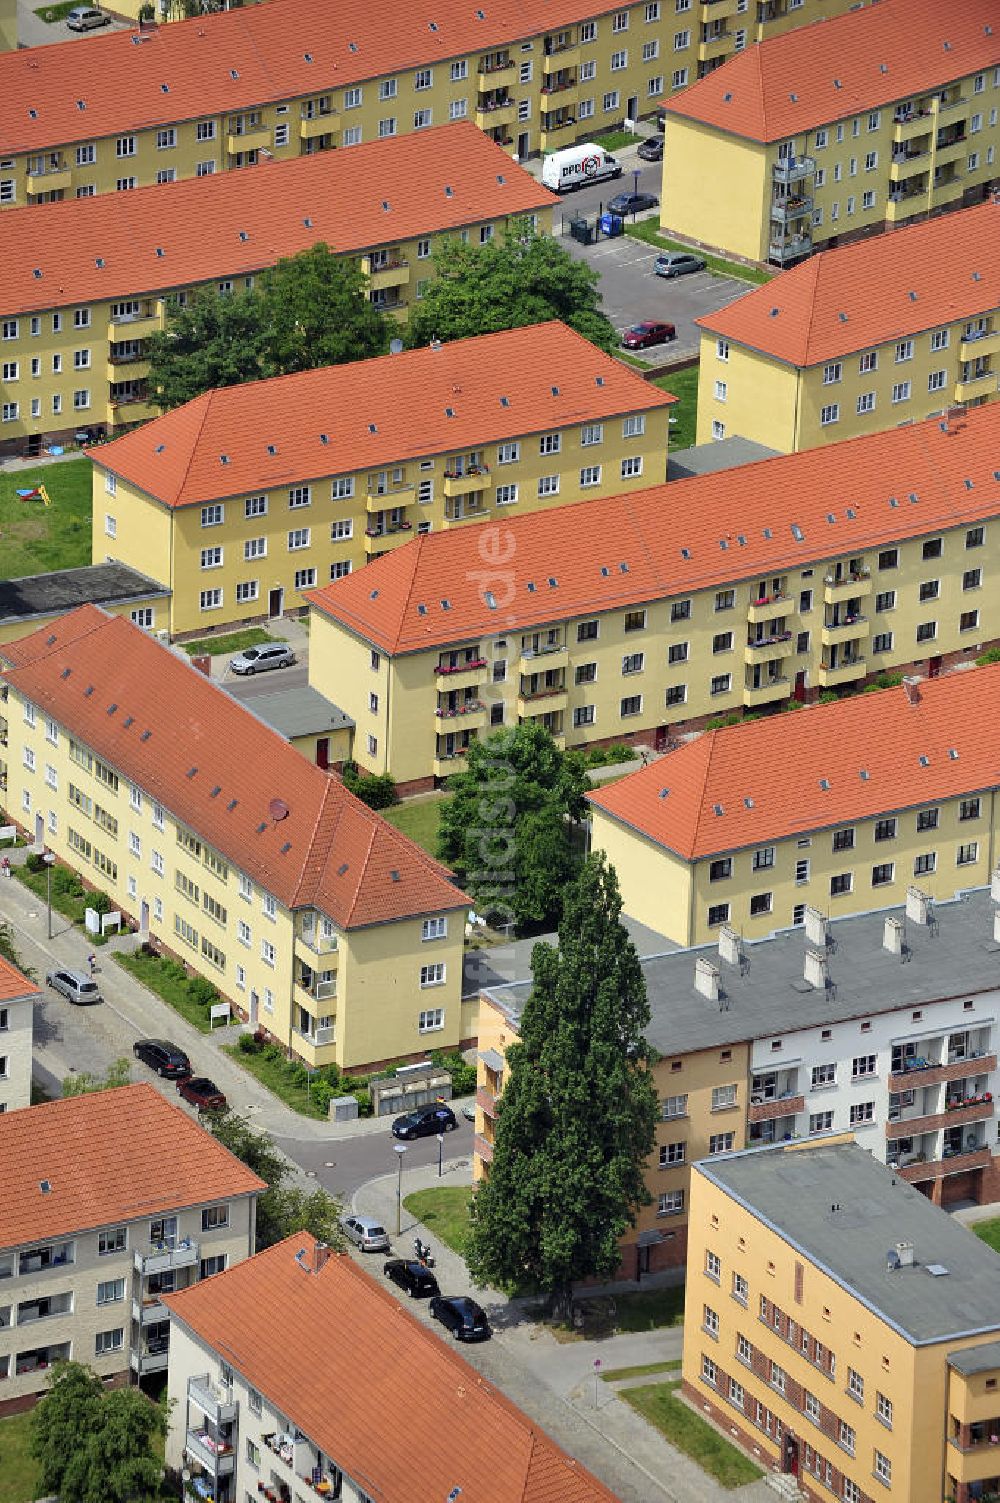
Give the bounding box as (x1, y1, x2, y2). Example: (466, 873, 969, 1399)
(384, 1259, 440, 1298)
(637, 135, 664, 162)
(133, 1038, 192, 1078)
(391, 1103, 458, 1140)
(429, 1295, 492, 1342)
(607, 190, 659, 216)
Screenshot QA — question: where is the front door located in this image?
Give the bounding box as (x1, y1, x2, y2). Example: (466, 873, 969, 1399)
(928, 656, 942, 678)
(626, 95, 638, 125)
(636, 1244, 651, 1279)
(794, 670, 806, 702)
(249, 990, 259, 1026)
(782, 1434, 799, 1475)
(140, 900, 149, 943)
(315, 737, 330, 770)
(517, 131, 529, 160)
(34, 814, 44, 850)
(268, 586, 283, 619)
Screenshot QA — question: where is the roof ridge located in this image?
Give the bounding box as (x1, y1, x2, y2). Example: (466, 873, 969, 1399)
(170, 389, 219, 506)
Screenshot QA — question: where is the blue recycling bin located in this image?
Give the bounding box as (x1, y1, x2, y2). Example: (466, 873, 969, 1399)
(600, 212, 624, 238)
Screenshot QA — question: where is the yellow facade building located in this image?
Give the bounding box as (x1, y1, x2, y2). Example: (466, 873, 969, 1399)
(304, 403, 1000, 791)
(590, 665, 1000, 946)
(696, 202, 1000, 452)
(0, 123, 555, 456)
(0, 604, 471, 1074)
(683, 1138, 1000, 1503)
(0, 0, 15, 53)
(89, 322, 673, 638)
(661, 0, 1000, 269)
(0, 0, 861, 207)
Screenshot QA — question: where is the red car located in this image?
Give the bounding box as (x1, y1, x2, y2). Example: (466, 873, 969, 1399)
(621, 320, 676, 350)
(177, 1076, 227, 1111)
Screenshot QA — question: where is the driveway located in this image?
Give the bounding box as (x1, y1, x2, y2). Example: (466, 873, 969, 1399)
(17, 0, 132, 49)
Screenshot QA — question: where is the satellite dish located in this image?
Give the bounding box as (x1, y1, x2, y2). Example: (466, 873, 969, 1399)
(269, 798, 290, 822)
(389, 337, 404, 355)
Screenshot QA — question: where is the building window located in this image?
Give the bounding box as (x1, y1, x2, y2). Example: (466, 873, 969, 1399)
(659, 1190, 684, 1216)
(871, 863, 894, 887)
(201, 1204, 229, 1232)
(703, 1304, 720, 1338)
(662, 1094, 687, 1119)
(660, 1142, 685, 1166)
(711, 1084, 737, 1111)
(830, 873, 853, 897)
(95, 1328, 124, 1356)
(849, 1103, 874, 1126)
(750, 892, 772, 917)
(877, 1392, 892, 1428)
(418, 1008, 445, 1032)
(709, 1132, 734, 1154)
(820, 403, 839, 426)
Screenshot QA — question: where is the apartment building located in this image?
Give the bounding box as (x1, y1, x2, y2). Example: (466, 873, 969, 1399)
(0, 955, 38, 1114)
(0, 0, 860, 208)
(0, 562, 169, 647)
(684, 1139, 1000, 1503)
(90, 322, 673, 638)
(304, 402, 1000, 790)
(477, 883, 1000, 1271)
(661, 0, 1000, 269)
(0, 123, 555, 457)
(697, 202, 1000, 452)
(0, 605, 470, 1073)
(164, 1233, 619, 1503)
(0, 0, 14, 53)
(0, 1082, 262, 1410)
(590, 666, 1000, 946)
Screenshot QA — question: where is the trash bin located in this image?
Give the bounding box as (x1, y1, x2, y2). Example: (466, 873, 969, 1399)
(569, 216, 594, 245)
(600, 211, 624, 238)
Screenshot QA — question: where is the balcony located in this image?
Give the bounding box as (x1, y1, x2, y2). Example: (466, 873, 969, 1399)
(932, 175, 965, 207)
(543, 43, 580, 73)
(770, 195, 812, 225)
(817, 658, 865, 688)
(936, 92, 969, 117)
(540, 120, 579, 152)
(291, 1025, 337, 1064)
(364, 525, 413, 555)
(300, 112, 339, 138)
(186, 1429, 236, 1476)
(434, 659, 487, 693)
(540, 77, 578, 105)
(887, 1099, 993, 1139)
(698, 29, 730, 62)
(898, 1146, 992, 1182)
(518, 643, 568, 674)
(362, 257, 411, 292)
(295, 922, 339, 959)
(442, 505, 490, 528)
(474, 1132, 494, 1164)
(188, 1375, 238, 1428)
(702, 0, 740, 14)
(26, 167, 72, 196)
(823, 572, 871, 605)
(226, 127, 270, 155)
(933, 135, 968, 168)
(475, 102, 517, 131)
(747, 593, 791, 625)
(889, 150, 930, 182)
(436, 702, 488, 732)
(109, 308, 163, 339)
(131, 1346, 169, 1375)
(772, 155, 814, 185)
(15, 1343, 71, 1378)
(747, 1094, 804, 1125)
(477, 60, 514, 90)
(768, 234, 812, 263)
(743, 676, 789, 708)
(889, 1054, 996, 1093)
(476, 1083, 497, 1117)
(955, 371, 998, 404)
(517, 689, 569, 718)
(442, 468, 489, 498)
(821, 616, 869, 648)
(959, 329, 1000, 361)
(434, 753, 469, 778)
(131, 1296, 169, 1326)
(893, 108, 934, 143)
(886, 190, 927, 223)
(744, 634, 792, 665)
(134, 1238, 199, 1275)
(106, 356, 150, 384)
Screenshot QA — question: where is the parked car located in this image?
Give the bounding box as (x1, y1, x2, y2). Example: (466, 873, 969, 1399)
(654, 251, 707, 279)
(341, 1215, 391, 1253)
(391, 1103, 458, 1140)
(607, 190, 659, 216)
(621, 321, 676, 351)
(229, 642, 296, 676)
(383, 1259, 440, 1298)
(45, 968, 101, 1006)
(66, 5, 110, 27)
(133, 1039, 192, 1078)
(460, 1100, 476, 1122)
(429, 1295, 492, 1342)
(637, 135, 664, 162)
(177, 1076, 227, 1111)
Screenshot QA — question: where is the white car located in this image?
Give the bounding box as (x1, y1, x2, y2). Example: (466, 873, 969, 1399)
(340, 1215, 391, 1253)
(229, 643, 295, 676)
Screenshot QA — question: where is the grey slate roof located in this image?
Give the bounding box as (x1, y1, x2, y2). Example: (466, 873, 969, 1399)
(232, 684, 354, 740)
(0, 563, 168, 626)
(697, 1141, 1000, 1345)
(948, 1338, 1000, 1375)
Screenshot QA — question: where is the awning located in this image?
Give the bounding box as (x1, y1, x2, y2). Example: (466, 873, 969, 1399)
(478, 1048, 505, 1072)
(637, 1229, 664, 1248)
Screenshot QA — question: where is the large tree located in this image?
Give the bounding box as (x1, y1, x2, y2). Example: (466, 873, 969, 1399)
(405, 220, 617, 352)
(466, 854, 658, 1314)
(436, 722, 588, 931)
(31, 1362, 166, 1503)
(208, 1111, 345, 1251)
(145, 244, 391, 409)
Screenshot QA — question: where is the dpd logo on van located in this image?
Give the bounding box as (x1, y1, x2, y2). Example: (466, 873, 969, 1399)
(582, 154, 601, 176)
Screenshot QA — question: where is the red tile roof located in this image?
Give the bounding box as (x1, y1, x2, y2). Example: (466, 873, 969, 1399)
(92, 322, 675, 508)
(0, 606, 467, 928)
(0, 0, 620, 157)
(697, 203, 1000, 366)
(306, 402, 1000, 654)
(664, 0, 1000, 143)
(0, 954, 39, 1005)
(0, 1082, 263, 1250)
(589, 665, 1000, 859)
(0, 123, 555, 317)
(165, 1234, 619, 1503)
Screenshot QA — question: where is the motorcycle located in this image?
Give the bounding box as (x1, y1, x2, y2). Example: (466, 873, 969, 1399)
(413, 1236, 435, 1269)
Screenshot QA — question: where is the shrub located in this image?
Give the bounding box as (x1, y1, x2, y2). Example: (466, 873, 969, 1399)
(706, 712, 741, 730)
(237, 1033, 259, 1055)
(89, 891, 113, 915)
(977, 647, 1000, 667)
(320, 1062, 342, 1090)
(52, 866, 83, 897)
(310, 1079, 333, 1116)
(160, 958, 188, 984)
(188, 976, 218, 1008)
(341, 761, 399, 810)
(351, 1088, 372, 1116)
(818, 690, 840, 704)
(432, 1049, 477, 1096)
(25, 852, 47, 875)
(288, 1063, 308, 1088)
(263, 1043, 284, 1063)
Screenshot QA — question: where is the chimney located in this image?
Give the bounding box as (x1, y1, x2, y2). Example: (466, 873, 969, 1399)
(902, 676, 921, 706)
(718, 926, 742, 967)
(313, 1242, 331, 1275)
(695, 957, 721, 1003)
(894, 1241, 914, 1268)
(804, 948, 828, 989)
(804, 906, 829, 949)
(906, 886, 932, 925)
(883, 917, 904, 955)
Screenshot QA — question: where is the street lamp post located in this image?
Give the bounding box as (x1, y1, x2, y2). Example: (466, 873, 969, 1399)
(43, 851, 56, 940)
(436, 1132, 444, 1179)
(394, 1143, 407, 1236)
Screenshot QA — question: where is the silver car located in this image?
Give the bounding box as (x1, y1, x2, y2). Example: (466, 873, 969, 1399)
(45, 968, 102, 1005)
(229, 642, 295, 676)
(66, 5, 110, 27)
(341, 1215, 391, 1253)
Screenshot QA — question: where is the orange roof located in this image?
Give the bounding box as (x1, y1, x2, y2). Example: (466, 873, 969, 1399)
(165, 1234, 619, 1503)
(0, 954, 39, 1005)
(92, 322, 674, 508)
(697, 203, 1000, 366)
(0, 123, 555, 317)
(664, 0, 1000, 143)
(589, 665, 1000, 859)
(0, 606, 467, 928)
(0, 1082, 263, 1250)
(306, 402, 1000, 654)
(0, 0, 623, 157)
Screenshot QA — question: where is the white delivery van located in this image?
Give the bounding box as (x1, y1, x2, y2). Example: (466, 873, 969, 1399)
(541, 143, 623, 193)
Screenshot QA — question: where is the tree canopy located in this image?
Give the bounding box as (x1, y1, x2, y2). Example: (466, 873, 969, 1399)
(405, 220, 617, 352)
(435, 722, 588, 931)
(62, 1057, 132, 1097)
(466, 854, 658, 1312)
(144, 244, 391, 409)
(208, 1110, 344, 1251)
(31, 1361, 167, 1503)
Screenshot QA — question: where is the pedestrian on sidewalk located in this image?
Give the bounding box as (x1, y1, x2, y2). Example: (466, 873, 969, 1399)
(87, 952, 97, 976)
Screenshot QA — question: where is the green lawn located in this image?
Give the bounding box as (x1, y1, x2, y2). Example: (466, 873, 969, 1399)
(594, 129, 636, 152)
(404, 1186, 474, 1256)
(0, 1411, 40, 1502)
(624, 218, 773, 285)
(601, 1358, 682, 1382)
(612, 1283, 685, 1331)
(624, 1382, 763, 1488)
(221, 1042, 327, 1119)
(181, 627, 280, 658)
(0, 458, 92, 580)
(32, 0, 78, 19)
(114, 950, 214, 1032)
(12, 860, 109, 946)
(653, 365, 698, 451)
(973, 1218, 1000, 1253)
(383, 796, 447, 858)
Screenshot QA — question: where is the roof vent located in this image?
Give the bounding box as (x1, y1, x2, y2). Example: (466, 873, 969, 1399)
(789, 92, 797, 103)
(658, 787, 669, 799)
(837, 311, 848, 323)
(210, 785, 221, 798)
(600, 566, 610, 577)
(918, 754, 930, 767)
(762, 527, 772, 539)
(123, 715, 134, 729)
(256, 821, 267, 834)
(527, 581, 536, 593)
(441, 598, 451, 610)
(155, 444, 165, 453)
(948, 747, 959, 761)
(791, 524, 804, 541)
(39, 1179, 51, 1194)
(926, 1263, 950, 1277)
(619, 562, 629, 574)
(337, 862, 349, 876)
(390, 869, 400, 882)
(888, 496, 898, 508)
(140, 730, 151, 742)
(417, 603, 427, 616)
(551, 385, 560, 396)
(444, 407, 455, 418)
(304, 216, 313, 228)
(32, 268, 42, 280)
(320, 433, 328, 444)
(280, 840, 292, 853)
(879, 63, 888, 74)
(303, 50, 313, 61)
(833, 77, 842, 88)
(548, 577, 557, 588)
(743, 796, 754, 809)
(444, 185, 453, 197)
(964, 478, 974, 491)
(83, 685, 94, 697)
(61, 668, 71, 679)
(713, 802, 724, 817)
(500, 395, 510, 407)
(680, 547, 690, 559)
(496, 173, 504, 184)
(723, 91, 732, 103)
(429, 20, 438, 30)
(859, 768, 869, 781)
(368, 423, 377, 434)
(45, 633, 56, 646)
(95, 257, 105, 268)
(846, 507, 856, 519)
(239, 231, 249, 242)
(267, 443, 276, 455)
(381, 200, 390, 212)
(28, 109, 37, 119)
(908, 290, 917, 301)
(106, 702, 117, 715)
(348, 40, 358, 51)
(220, 454, 229, 465)
(160, 83, 168, 93)
(595, 375, 605, 387)
(186, 766, 197, 779)
(227, 798, 238, 811)
(369, 590, 378, 599)
(484, 591, 497, 609)
(230, 67, 239, 78)
(819, 777, 830, 790)
(155, 247, 164, 257)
